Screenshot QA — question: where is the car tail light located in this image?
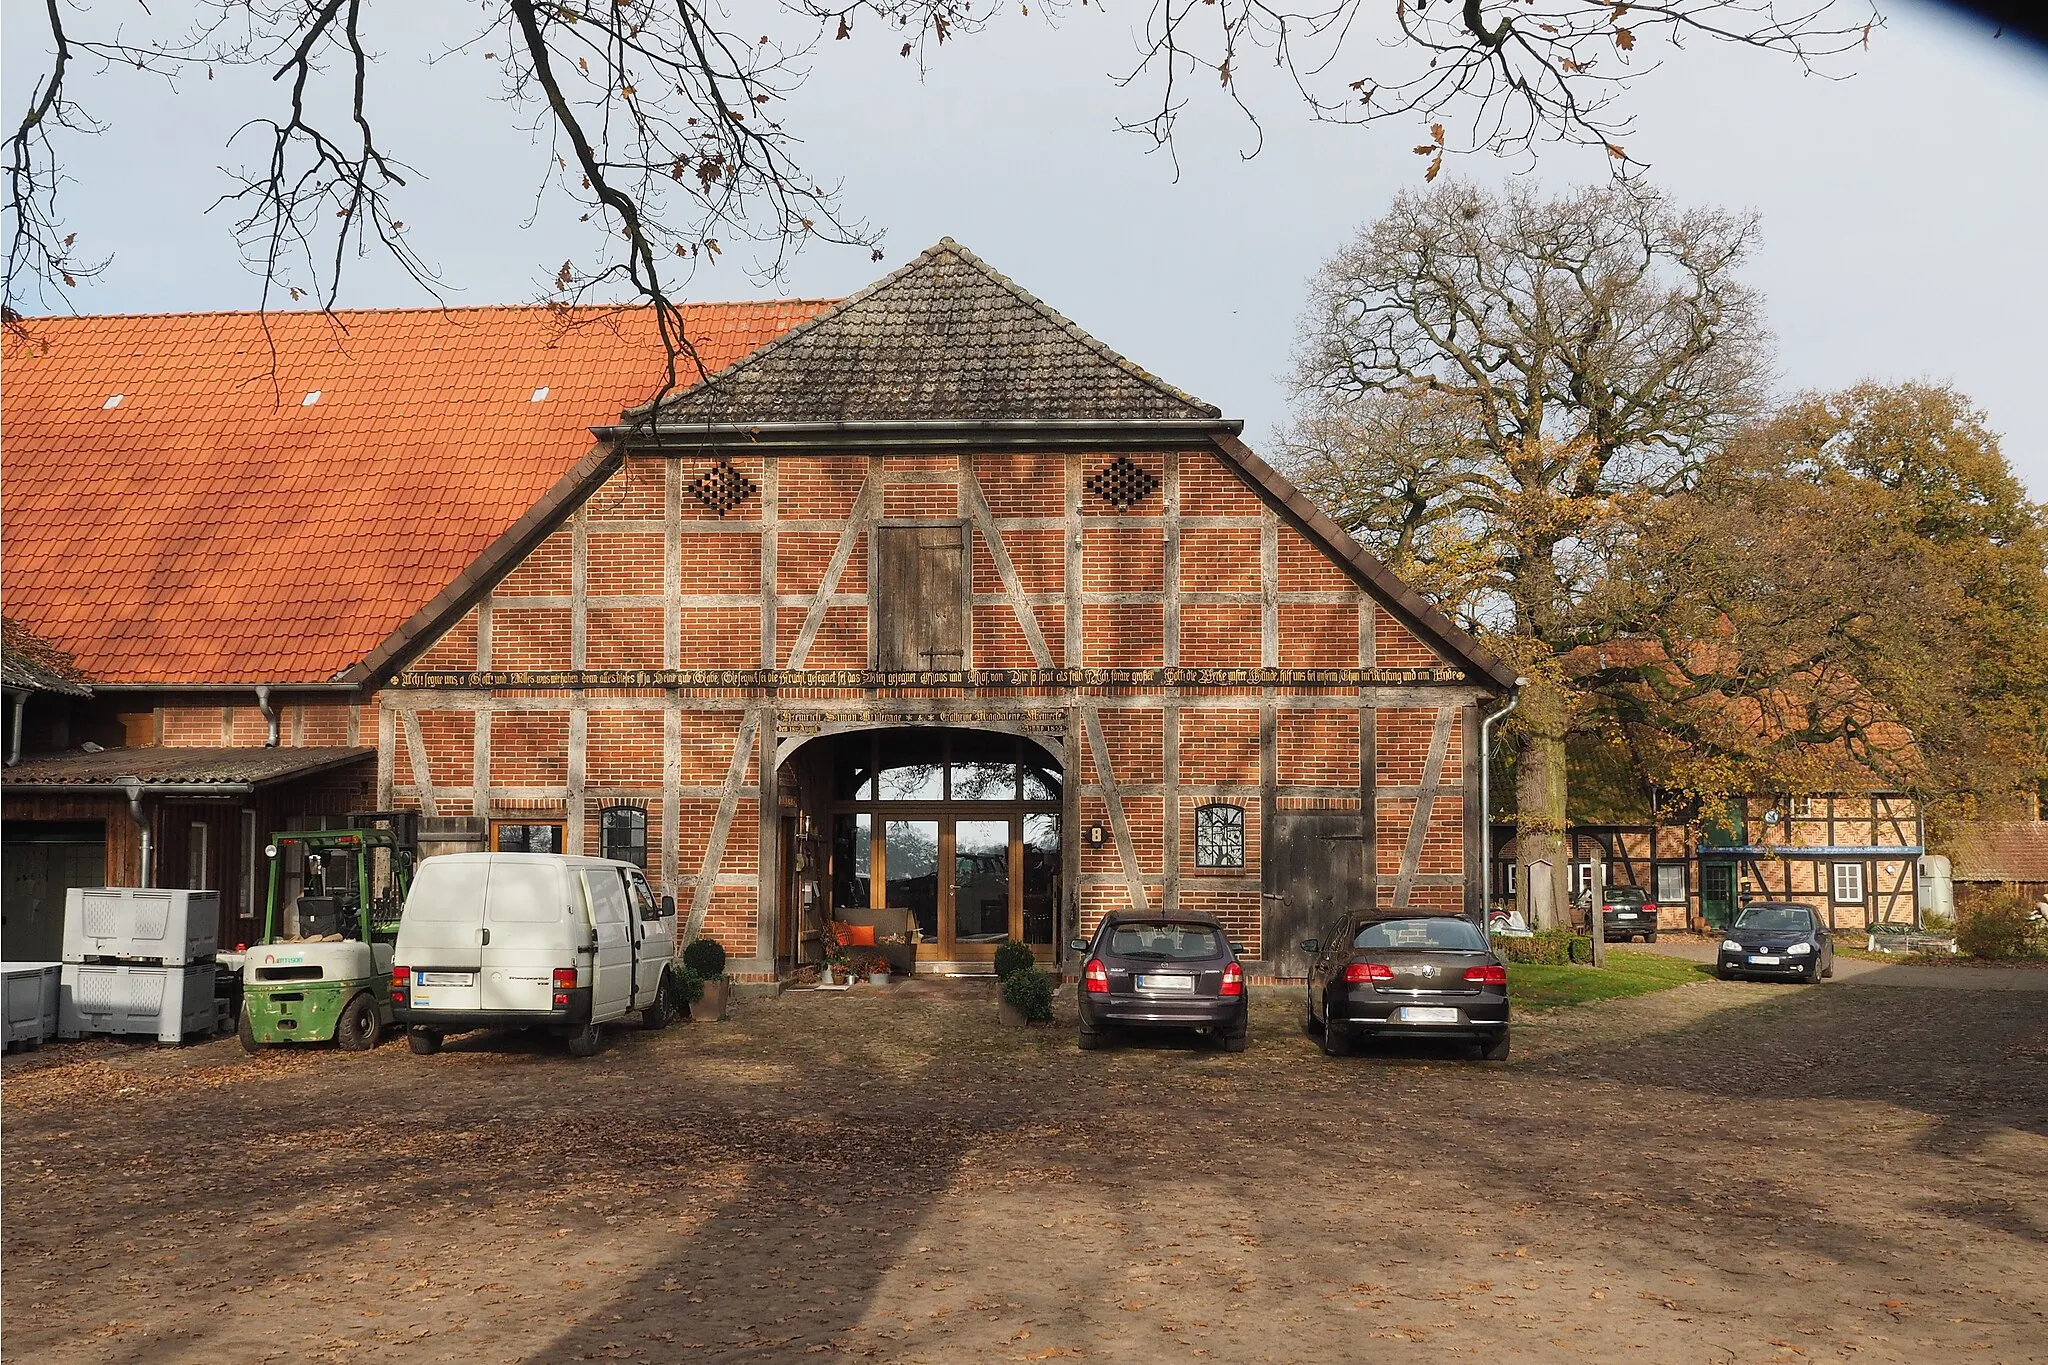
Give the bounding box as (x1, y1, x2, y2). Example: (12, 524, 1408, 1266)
(553, 966, 577, 1008)
(1083, 958, 1110, 994)
(1464, 964, 1508, 985)
(1220, 962, 1244, 996)
(1343, 962, 1395, 984)
(389, 965, 408, 1006)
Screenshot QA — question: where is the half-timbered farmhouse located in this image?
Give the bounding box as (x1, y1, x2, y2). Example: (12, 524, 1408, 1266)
(3, 241, 1513, 977)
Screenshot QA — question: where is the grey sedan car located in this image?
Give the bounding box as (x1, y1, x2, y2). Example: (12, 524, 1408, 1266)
(1073, 912, 1249, 1051)
(1302, 914, 1510, 1060)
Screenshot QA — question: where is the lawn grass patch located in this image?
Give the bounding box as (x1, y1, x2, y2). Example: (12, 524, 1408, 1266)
(1508, 949, 1712, 1011)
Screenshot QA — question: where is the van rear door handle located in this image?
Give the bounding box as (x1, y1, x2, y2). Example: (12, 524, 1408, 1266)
(480, 928, 490, 946)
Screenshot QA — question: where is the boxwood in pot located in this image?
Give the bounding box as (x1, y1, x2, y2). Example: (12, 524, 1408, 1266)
(993, 940, 1036, 981)
(1000, 966, 1055, 1025)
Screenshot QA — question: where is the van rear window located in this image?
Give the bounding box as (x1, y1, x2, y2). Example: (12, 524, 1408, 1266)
(404, 861, 487, 921)
(487, 863, 565, 922)
(1107, 922, 1223, 960)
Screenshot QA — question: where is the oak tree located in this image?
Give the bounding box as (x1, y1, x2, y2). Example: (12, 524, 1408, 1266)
(1280, 178, 1772, 926)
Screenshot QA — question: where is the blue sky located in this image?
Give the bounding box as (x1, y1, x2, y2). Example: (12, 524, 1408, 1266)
(6, 2, 2045, 495)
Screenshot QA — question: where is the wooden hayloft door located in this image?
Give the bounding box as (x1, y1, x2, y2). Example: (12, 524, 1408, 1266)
(874, 525, 968, 671)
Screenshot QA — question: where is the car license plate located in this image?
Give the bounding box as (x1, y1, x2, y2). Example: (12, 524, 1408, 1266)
(1748, 955, 1781, 966)
(1136, 974, 1194, 993)
(1397, 1006, 1460, 1024)
(418, 971, 475, 987)
(1615, 912, 1638, 919)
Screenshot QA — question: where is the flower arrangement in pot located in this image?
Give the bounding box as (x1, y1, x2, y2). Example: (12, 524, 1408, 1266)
(682, 937, 728, 1020)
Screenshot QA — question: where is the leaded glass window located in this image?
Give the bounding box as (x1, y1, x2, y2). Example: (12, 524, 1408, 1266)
(1194, 802, 1244, 869)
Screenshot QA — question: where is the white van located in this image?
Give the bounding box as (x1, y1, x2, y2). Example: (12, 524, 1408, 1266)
(392, 854, 677, 1057)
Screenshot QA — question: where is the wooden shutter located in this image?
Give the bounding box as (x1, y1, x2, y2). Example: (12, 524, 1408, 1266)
(875, 525, 967, 670)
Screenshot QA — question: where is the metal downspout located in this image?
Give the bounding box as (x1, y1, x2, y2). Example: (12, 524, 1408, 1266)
(124, 779, 154, 889)
(1479, 679, 1527, 920)
(255, 685, 279, 747)
(7, 691, 25, 766)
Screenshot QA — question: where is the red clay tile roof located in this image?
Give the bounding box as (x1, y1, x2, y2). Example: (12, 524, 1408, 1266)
(1, 302, 825, 684)
(1944, 821, 2048, 883)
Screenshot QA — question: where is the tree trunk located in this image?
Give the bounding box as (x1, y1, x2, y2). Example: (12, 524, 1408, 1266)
(1514, 677, 1573, 931)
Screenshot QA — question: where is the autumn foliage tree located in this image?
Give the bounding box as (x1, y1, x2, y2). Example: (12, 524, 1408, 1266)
(1594, 382, 2048, 826)
(1281, 178, 1772, 926)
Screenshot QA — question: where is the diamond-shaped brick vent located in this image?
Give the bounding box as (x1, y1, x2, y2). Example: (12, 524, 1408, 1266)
(687, 457, 757, 516)
(1085, 455, 1159, 512)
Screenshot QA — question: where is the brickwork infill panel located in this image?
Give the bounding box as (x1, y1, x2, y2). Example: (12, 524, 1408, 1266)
(676, 532, 762, 596)
(676, 712, 754, 785)
(1376, 708, 1441, 787)
(973, 454, 1066, 518)
(1277, 527, 1361, 594)
(1179, 707, 1260, 786)
(1278, 603, 1362, 667)
(300, 703, 354, 746)
(586, 607, 665, 668)
(679, 608, 764, 668)
(1082, 604, 1163, 667)
(415, 608, 478, 671)
(1179, 527, 1262, 592)
(417, 711, 477, 789)
(492, 712, 571, 786)
(1082, 527, 1165, 593)
(1179, 456, 1263, 518)
(777, 606, 867, 668)
(778, 530, 867, 595)
(1375, 610, 1441, 667)
(1179, 604, 1261, 669)
(498, 529, 573, 597)
(585, 532, 666, 597)
(779, 459, 865, 521)
(491, 608, 572, 670)
(1277, 710, 1361, 787)
(586, 711, 665, 788)
(586, 459, 665, 521)
(676, 457, 764, 521)
(1086, 708, 1164, 785)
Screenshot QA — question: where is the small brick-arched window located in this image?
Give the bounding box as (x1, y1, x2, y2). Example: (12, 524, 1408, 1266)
(1194, 802, 1245, 869)
(600, 805, 647, 868)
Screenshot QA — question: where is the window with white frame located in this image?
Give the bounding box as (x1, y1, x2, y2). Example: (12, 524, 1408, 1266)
(1654, 862, 1688, 905)
(1498, 861, 1517, 897)
(1793, 795, 1817, 818)
(1831, 861, 1866, 905)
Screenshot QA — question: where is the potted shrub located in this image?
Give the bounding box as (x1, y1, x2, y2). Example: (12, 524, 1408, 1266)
(858, 951, 893, 986)
(999, 966, 1055, 1027)
(992, 939, 1036, 981)
(683, 937, 729, 1020)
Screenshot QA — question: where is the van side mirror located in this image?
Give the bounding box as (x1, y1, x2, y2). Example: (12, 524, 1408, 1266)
(1300, 938, 1321, 954)
(1067, 938, 1088, 954)
(661, 895, 676, 918)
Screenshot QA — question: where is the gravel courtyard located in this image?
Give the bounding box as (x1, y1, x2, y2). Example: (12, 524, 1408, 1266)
(5, 961, 2045, 1364)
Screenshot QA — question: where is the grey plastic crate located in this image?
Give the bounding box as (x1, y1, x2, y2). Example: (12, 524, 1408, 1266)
(60, 963, 219, 1043)
(2, 962, 61, 1049)
(62, 887, 219, 965)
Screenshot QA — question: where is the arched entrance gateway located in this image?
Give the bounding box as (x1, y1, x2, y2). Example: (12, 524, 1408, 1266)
(775, 727, 1063, 974)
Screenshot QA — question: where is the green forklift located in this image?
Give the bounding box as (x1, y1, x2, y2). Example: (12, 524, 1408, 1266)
(239, 813, 417, 1053)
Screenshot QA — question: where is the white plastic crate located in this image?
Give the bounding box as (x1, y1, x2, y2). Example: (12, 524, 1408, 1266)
(59, 963, 219, 1043)
(2, 962, 62, 1049)
(62, 887, 219, 965)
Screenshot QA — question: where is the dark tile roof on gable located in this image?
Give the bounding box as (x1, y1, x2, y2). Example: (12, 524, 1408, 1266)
(1, 618, 92, 696)
(638, 238, 1223, 426)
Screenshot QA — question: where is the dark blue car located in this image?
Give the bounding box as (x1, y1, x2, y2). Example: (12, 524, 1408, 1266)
(1717, 902, 1835, 983)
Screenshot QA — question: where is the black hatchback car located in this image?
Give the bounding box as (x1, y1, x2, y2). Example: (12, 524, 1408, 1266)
(1580, 886, 1660, 943)
(1072, 912, 1249, 1051)
(1301, 914, 1510, 1060)
(1716, 901, 1835, 982)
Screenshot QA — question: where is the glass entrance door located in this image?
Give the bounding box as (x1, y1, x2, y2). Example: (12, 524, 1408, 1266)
(828, 729, 1062, 965)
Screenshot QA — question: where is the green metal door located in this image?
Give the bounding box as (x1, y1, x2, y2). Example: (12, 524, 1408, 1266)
(1700, 860, 1736, 929)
